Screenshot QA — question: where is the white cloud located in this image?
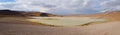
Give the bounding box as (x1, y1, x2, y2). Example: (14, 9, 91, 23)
(1, 0, 87, 14)
(101, 0, 120, 12)
(0, 0, 119, 15)
(83, 0, 90, 6)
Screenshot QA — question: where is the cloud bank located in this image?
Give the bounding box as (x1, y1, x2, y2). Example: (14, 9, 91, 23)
(0, 0, 120, 15)
(101, 0, 120, 12)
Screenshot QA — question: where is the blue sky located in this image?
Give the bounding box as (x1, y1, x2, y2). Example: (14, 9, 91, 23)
(0, 0, 15, 2)
(0, 0, 120, 15)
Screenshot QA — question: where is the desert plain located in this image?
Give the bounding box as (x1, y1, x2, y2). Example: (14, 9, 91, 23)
(0, 11, 120, 35)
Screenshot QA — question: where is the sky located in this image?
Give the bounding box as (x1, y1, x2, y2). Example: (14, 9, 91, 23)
(0, 0, 120, 15)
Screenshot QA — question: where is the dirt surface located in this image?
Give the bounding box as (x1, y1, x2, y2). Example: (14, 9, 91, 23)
(0, 17, 120, 35)
(0, 21, 120, 35)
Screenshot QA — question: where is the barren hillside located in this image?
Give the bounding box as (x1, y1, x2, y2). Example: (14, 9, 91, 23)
(0, 10, 59, 17)
(85, 11, 120, 21)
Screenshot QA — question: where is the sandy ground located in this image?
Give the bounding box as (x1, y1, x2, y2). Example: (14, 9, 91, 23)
(27, 17, 106, 26)
(0, 17, 120, 35)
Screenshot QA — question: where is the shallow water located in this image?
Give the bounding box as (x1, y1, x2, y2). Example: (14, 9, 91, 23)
(27, 17, 106, 26)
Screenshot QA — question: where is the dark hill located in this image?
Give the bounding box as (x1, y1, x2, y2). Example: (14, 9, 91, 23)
(0, 10, 23, 16)
(0, 10, 59, 17)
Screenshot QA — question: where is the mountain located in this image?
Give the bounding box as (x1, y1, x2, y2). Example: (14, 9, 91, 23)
(84, 11, 120, 21)
(86, 11, 120, 17)
(64, 11, 120, 21)
(20, 12, 59, 17)
(0, 10, 59, 17)
(0, 10, 23, 16)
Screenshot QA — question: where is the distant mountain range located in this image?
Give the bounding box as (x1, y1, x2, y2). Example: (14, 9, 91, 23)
(0, 10, 59, 17)
(65, 11, 120, 18)
(85, 11, 120, 17)
(0, 9, 119, 18)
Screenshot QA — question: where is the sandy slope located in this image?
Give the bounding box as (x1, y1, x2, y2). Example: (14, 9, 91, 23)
(0, 20, 120, 35)
(0, 17, 120, 35)
(82, 21, 120, 35)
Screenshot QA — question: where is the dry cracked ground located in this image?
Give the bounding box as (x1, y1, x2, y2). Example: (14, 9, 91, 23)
(0, 17, 120, 35)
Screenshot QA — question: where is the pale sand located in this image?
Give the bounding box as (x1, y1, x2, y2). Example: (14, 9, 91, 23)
(0, 17, 120, 35)
(27, 17, 106, 26)
(0, 21, 120, 35)
(81, 21, 120, 35)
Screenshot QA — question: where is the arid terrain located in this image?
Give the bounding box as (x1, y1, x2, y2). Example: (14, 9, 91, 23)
(0, 10, 120, 35)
